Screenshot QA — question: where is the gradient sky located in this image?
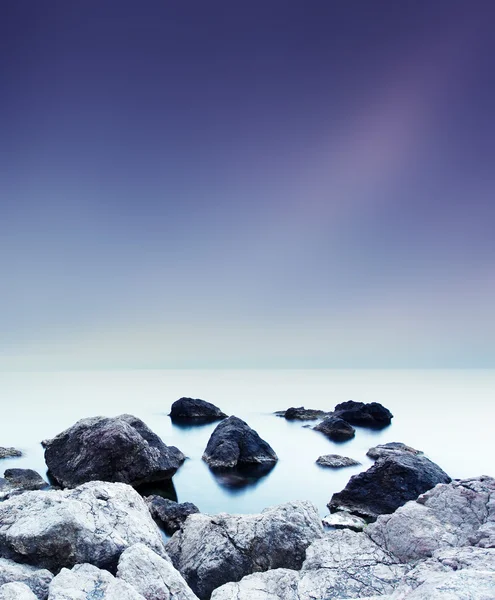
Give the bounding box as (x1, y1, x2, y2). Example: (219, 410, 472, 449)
(1, 1, 494, 369)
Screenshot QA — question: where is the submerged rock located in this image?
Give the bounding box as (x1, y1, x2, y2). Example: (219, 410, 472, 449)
(0, 448, 21, 460)
(313, 416, 355, 441)
(275, 407, 330, 421)
(208, 462, 275, 490)
(44, 414, 185, 488)
(166, 501, 323, 599)
(334, 400, 393, 428)
(0, 481, 166, 572)
(0, 558, 52, 599)
(328, 452, 451, 520)
(202, 416, 277, 468)
(170, 398, 227, 423)
(146, 497, 200, 535)
(316, 454, 361, 468)
(367, 442, 423, 460)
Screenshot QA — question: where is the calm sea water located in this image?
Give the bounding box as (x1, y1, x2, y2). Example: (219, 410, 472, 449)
(0, 369, 493, 517)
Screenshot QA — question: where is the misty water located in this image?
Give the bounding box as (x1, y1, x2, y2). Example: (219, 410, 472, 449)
(0, 369, 493, 517)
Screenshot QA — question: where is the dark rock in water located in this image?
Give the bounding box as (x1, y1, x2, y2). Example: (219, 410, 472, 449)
(316, 454, 361, 468)
(328, 452, 451, 520)
(209, 462, 275, 490)
(44, 414, 185, 488)
(0, 469, 49, 498)
(367, 441, 423, 460)
(202, 416, 278, 468)
(0, 448, 22, 460)
(334, 400, 393, 428)
(275, 406, 330, 421)
(313, 416, 355, 441)
(170, 397, 227, 423)
(146, 496, 199, 535)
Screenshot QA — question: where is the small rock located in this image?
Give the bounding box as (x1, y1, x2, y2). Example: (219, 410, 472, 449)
(0, 583, 37, 600)
(322, 512, 367, 532)
(0, 558, 52, 599)
(146, 496, 200, 535)
(367, 442, 423, 460)
(170, 398, 227, 423)
(316, 454, 361, 468)
(0, 448, 21, 460)
(275, 407, 330, 421)
(4, 469, 48, 490)
(334, 400, 393, 428)
(313, 416, 355, 441)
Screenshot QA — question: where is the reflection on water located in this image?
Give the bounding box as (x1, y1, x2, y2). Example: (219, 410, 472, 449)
(208, 462, 276, 493)
(135, 479, 178, 502)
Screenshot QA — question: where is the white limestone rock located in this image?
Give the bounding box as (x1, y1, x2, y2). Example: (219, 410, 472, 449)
(0, 558, 52, 599)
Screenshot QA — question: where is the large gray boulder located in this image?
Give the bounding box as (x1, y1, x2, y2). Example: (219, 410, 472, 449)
(329, 453, 451, 520)
(170, 398, 227, 423)
(0, 481, 166, 572)
(202, 416, 277, 469)
(166, 501, 323, 599)
(44, 414, 185, 488)
(0, 559, 52, 599)
(48, 563, 145, 599)
(117, 543, 199, 600)
(0, 583, 37, 600)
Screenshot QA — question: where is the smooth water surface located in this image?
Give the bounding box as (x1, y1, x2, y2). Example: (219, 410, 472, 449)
(0, 369, 493, 516)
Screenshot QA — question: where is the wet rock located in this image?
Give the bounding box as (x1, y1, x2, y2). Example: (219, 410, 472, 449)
(316, 454, 361, 468)
(44, 414, 185, 488)
(367, 442, 423, 460)
(322, 511, 367, 532)
(170, 398, 227, 423)
(334, 400, 393, 428)
(0, 481, 166, 572)
(0, 469, 49, 499)
(0, 583, 37, 600)
(202, 416, 277, 469)
(328, 452, 451, 520)
(48, 563, 145, 599)
(0, 448, 21, 460)
(117, 543, 199, 600)
(146, 497, 200, 535)
(275, 407, 330, 421)
(0, 558, 52, 599)
(166, 501, 323, 599)
(313, 416, 355, 441)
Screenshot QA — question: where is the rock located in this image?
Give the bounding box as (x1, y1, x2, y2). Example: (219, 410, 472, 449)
(275, 407, 330, 421)
(0, 583, 37, 600)
(170, 398, 227, 423)
(0, 469, 49, 499)
(48, 563, 145, 599)
(44, 414, 185, 488)
(0, 448, 21, 460)
(211, 569, 300, 600)
(166, 501, 323, 599)
(322, 512, 367, 532)
(0, 558, 52, 599)
(146, 497, 200, 535)
(316, 454, 361, 468)
(0, 481, 166, 572)
(202, 416, 277, 469)
(334, 400, 393, 428)
(395, 569, 495, 599)
(328, 452, 451, 520)
(367, 442, 423, 460)
(367, 476, 495, 563)
(117, 543, 199, 600)
(313, 416, 355, 441)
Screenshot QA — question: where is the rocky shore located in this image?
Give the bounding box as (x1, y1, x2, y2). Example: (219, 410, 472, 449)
(0, 402, 492, 599)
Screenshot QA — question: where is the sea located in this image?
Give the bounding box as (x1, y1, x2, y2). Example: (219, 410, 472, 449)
(0, 369, 493, 518)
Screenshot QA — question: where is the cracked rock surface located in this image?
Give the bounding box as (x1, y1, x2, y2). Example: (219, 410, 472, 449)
(0, 559, 52, 599)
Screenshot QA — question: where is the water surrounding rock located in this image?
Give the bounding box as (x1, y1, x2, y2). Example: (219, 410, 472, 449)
(0, 481, 166, 572)
(0, 469, 49, 500)
(313, 416, 355, 441)
(44, 414, 185, 488)
(328, 452, 451, 520)
(0, 558, 52, 599)
(367, 442, 423, 460)
(0, 448, 21, 460)
(117, 543, 199, 600)
(202, 416, 278, 469)
(146, 497, 200, 535)
(334, 400, 393, 428)
(0, 582, 38, 600)
(170, 398, 227, 423)
(322, 511, 367, 532)
(166, 501, 323, 599)
(48, 563, 145, 599)
(316, 454, 361, 468)
(274, 407, 331, 420)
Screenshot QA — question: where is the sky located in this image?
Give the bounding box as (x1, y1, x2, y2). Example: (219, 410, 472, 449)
(1, 0, 494, 369)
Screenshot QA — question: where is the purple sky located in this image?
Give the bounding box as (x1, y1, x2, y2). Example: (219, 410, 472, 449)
(1, 1, 494, 369)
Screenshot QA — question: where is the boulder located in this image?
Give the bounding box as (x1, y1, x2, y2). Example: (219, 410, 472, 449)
(0, 583, 37, 600)
(334, 400, 393, 428)
(202, 416, 277, 469)
(117, 543, 199, 600)
(316, 454, 361, 468)
(0, 558, 52, 599)
(0, 469, 49, 499)
(146, 497, 200, 535)
(0, 448, 21, 460)
(399, 569, 495, 599)
(48, 563, 145, 599)
(166, 501, 323, 599)
(313, 416, 355, 441)
(367, 442, 423, 460)
(328, 452, 451, 520)
(44, 414, 185, 488)
(170, 398, 227, 423)
(275, 407, 330, 421)
(0, 481, 166, 572)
